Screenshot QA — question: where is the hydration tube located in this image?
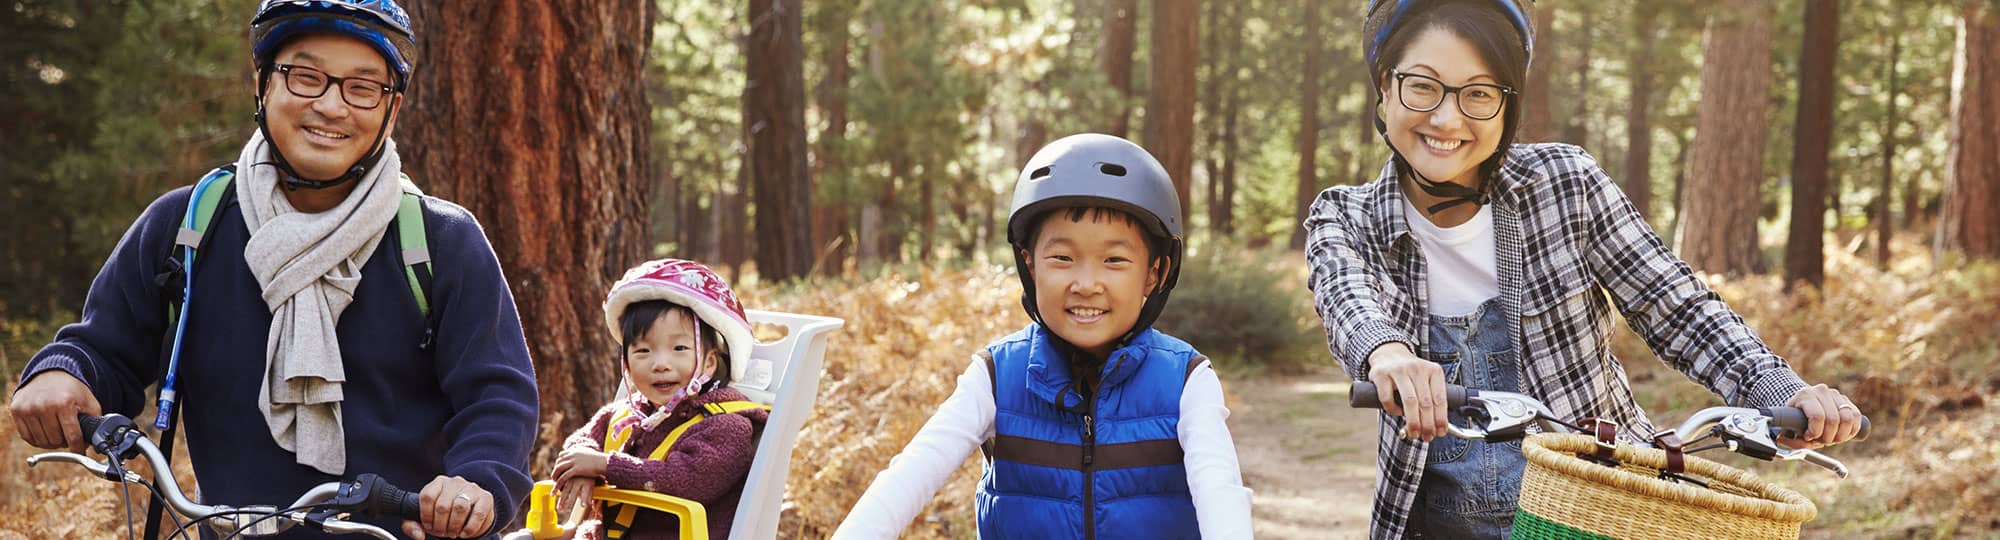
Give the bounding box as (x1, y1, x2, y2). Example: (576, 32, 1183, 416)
(155, 178, 221, 429)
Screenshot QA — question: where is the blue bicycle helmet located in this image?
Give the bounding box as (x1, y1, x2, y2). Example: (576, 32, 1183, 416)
(251, 0, 416, 86)
(1364, 0, 1533, 87)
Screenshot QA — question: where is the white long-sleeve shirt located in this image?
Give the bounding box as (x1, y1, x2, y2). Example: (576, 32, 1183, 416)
(832, 356, 1255, 539)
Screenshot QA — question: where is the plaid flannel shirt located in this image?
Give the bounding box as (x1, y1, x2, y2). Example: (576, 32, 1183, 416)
(1303, 143, 1809, 539)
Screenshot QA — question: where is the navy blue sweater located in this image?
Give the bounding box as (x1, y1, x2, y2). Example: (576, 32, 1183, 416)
(22, 182, 539, 538)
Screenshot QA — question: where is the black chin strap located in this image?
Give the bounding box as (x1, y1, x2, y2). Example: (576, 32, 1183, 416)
(1373, 89, 1490, 216)
(1399, 154, 1489, 215)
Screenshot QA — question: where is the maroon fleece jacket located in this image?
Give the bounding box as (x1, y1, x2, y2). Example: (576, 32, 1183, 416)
(565, 387, 768, 540)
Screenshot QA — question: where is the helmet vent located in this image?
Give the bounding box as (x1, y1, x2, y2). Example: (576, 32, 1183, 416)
(1099, 163, 1127, 177)
(1030, 166, 1053, 180)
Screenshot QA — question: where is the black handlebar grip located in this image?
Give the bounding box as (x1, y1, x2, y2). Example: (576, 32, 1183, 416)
(76, 413, 106, 437)
(1761, 407, 1871, 442)
(353, 473, 424, 520)
(1349, 381, 1471, 410)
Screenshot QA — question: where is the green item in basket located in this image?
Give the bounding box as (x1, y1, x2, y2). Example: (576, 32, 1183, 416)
(1513, 509, 1617, 540)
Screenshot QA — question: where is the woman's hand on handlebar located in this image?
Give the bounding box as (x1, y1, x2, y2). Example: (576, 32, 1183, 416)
(1782, 383, 1865, 448)
(1366, 342, 1449, 441)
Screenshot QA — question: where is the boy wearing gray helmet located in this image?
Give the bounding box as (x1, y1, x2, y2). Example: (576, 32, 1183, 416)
(833, 134, 1254, 539)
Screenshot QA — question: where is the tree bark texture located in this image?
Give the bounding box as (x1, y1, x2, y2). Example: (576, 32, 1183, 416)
(1677, 2, 1775, 276)
(1941, 1, 2000, 259)
(1143, 0, 1199, 231)
(1292, 0, 1321, 249)
(1623, 1, 1658, 223)
(746, 0, 813, 281)
(1103, 0, 1139, 137)
(1785, 0, 1838, 288)
(400, 0, 654, 463)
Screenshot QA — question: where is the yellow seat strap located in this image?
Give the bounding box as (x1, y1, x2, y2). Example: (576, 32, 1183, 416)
(602, 401, 770, 533)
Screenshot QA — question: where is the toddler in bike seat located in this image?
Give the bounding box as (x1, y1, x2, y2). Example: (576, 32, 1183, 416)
(548, 258, 768, 540)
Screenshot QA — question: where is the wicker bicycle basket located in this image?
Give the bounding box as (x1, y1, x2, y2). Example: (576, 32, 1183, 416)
(1511, 433, 1818, 540)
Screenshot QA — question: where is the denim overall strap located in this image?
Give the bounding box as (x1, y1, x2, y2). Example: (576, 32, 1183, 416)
(1408, 297, 1528, 539)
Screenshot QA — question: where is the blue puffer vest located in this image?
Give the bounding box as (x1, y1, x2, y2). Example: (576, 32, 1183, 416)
(974, 324, 1204, 539)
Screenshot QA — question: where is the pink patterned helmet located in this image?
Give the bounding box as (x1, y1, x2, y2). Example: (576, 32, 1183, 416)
(603, 259, 755, 382)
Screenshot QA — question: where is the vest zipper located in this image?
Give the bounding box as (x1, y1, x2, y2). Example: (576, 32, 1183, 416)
(1082, 396, 1097, 540)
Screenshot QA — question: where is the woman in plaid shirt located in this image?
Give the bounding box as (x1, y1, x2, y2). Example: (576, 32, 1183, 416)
(1305, 1, 1867, 538)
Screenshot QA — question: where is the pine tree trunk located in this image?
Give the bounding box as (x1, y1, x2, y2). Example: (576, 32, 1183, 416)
(879, 160, 903, 263)
(1623, 2, 1657, 223)
(1520, 4, 1556, 143)
(1940, 0, 2000, 259)
(1564, 2, 1593, 146)
(1785, 0, 1838, 289)
(1879, 29, 1899, 267)
(813, 2, 852, 276)
(1143, 0, 1200, 229)
(1677, 2, 1775, 276)
(680, 165, 703, 258)
(1201, 0, 1224, 238)
(1103, 0, 1139, 137)
(920, 174, 935, 263)
(1219, 0, 1243, 235)
(1291, 0, 1321, 249)
(401, 0, 653, 462)
(1220, 86, 1240, 235)
(745, 0, 812, 281)
(721, 187, 748, 279)
(1669, 130, 1691, 239)
(1355, 77, 1376, 185)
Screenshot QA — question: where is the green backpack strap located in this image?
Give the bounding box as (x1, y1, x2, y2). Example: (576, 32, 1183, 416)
(395, 187, 432, 315)
(391, 175, 437, 349)
(167, 168, 238, 321)
(168, 170, 436, 352)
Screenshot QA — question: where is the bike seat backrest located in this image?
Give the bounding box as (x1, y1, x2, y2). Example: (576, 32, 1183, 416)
(727, 310, 844, 540)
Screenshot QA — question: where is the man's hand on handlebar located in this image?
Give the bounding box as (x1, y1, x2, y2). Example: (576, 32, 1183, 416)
(8, 371, 102, 453)
(404, 475, 496, 540)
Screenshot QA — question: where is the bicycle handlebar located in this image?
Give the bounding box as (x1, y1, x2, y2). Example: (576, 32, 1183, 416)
(1760, 405, 1872, 442)
(1347, 381, 1472, 410)
(1349, 381, 1869, 442)
(29, 413, 424, 539)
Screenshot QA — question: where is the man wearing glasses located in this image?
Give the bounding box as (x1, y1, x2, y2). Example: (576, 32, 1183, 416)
(9, 1, 538, 537)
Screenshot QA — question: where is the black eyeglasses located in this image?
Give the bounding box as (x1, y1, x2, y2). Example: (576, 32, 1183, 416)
(271, 63, 398, 110)
(1392, 69, 1515, 121)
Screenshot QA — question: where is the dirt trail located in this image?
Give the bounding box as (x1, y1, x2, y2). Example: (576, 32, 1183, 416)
(1224, 366, 1380, 539)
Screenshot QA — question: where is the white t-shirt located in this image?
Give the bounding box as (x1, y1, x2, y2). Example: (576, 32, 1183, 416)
(830, 357, 1255, 539)
(1403, 198, 1500, 317)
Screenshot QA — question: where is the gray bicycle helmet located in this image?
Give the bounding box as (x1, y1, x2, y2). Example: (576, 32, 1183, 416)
(1005, 133, 1185, 345)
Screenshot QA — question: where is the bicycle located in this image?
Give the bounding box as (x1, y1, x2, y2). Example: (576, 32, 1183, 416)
(1348, 381, 1872, 539)
(29, 412, 426, 539)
